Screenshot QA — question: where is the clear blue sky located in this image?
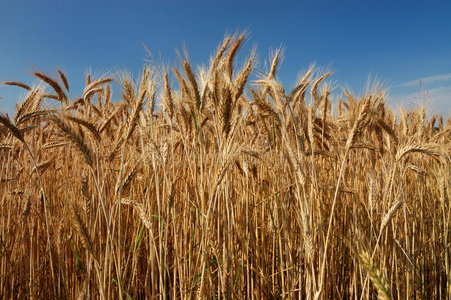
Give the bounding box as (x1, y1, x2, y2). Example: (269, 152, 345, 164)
(1, 0, 450, 116)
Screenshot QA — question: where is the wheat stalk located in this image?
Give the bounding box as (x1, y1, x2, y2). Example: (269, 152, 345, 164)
(359, 251, 391, 300)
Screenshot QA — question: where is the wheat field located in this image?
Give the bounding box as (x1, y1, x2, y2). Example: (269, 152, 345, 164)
(0, 34, 450, 299)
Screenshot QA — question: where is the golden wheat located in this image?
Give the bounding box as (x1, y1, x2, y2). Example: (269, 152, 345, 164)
(0, 35, 449, 299)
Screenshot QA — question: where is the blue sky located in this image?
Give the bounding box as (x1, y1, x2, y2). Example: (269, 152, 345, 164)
(1, 0, 450, 116)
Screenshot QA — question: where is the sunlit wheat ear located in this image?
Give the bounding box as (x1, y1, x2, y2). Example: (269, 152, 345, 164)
(359, 251, 391, 300)
(211, 36, 231, 72)
(311, 72, 330, 111)
(65, 114, 101, 142)
(319, 84, 331, 146)
(258, 78, 285, 114)
(220, 87, 233, 138)
(431, 125, 450, 142)
(109, 137, 124, 162)
(34, 72, 68, 104)
(226, 34, 246, 79)
(49, 114, 94, 168)
(213, 143, 242, 192)
(250, 88, 281, 125)
(0, 142, 12, 150)
(57, 69, 70, 92)
(84, 88, 104, 104)
(70, 202, 94, 255)
(233, 54, 253, 101)
(406, 164, 427, 176)
(288, 83, 309, 112)
(162, 72, 174, 119)
(377, 118, 399, 145)
(182, 60, 201, 109)
(19, 125, 37, 134)
(83, 78, 113, 100)
(99, 104, 123, 134)
(307, 103, 315, 153)
(0, 113, 25, 143)
(438, 116, 444, 129)
(43, 93, 59, 101)
(4, 81, 31, 91)
(13, 89, 43, 124)
(175, 101, 191, 134)
(124, 90, 146, 142)
(368, 173, 378, 214)
(33, 157, 54, 175)
(16, 109, 55, 126)
(267, 47, 283, 80)
(395, 142, 440, 162)
(120, 199, 152, 231)
(140, 67, 156, 115)
(380, 194, 403, 233)
(115, 160, 140, 195)
(103, 84, 111, 105)
(120, 73, 137, 105)
(43, 141, 69, 149)
(173, 67, 190, 103)
(337, 98, 344, 116)
(301, 211, 314, 262)
(81, 174, 91, 216)
(85, 73, 91, 85)
(345, 97, 371, 150)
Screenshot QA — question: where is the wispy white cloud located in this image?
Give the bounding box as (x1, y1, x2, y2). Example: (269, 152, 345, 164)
(397, 73, 451, 88)
(428, 86, 451, 115)
(389, 85, 451, 116)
